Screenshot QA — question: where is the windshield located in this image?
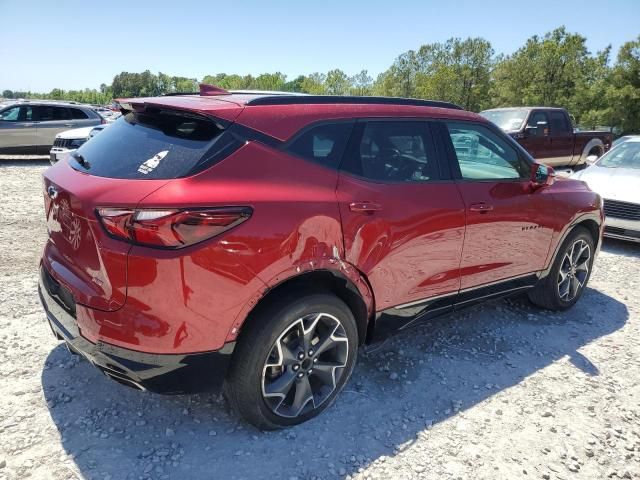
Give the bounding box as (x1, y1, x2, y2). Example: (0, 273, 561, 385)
(596, 142, 640, 169)
(480, 109, 529, 131)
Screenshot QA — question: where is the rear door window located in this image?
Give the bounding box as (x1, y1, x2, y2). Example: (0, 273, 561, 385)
(71, 110, 238, 179)
(70, 108, 89, 119)
(342, 121, 441, 182)
(37, 106, 71, 121)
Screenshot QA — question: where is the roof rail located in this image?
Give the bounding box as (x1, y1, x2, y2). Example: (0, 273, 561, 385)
(229, 90, 306, 96)
(245, 95, 463, 110)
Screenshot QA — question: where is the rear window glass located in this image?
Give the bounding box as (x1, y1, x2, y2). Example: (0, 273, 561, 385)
(70, 108, 89, 119)
(286, 122, 353, 169)
(71, 111, 238, 179)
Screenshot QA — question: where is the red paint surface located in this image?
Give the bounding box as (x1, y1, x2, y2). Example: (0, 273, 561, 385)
(41, 100, 603, 355)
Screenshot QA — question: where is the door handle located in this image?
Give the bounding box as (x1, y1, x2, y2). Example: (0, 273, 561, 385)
(469, 203, 494, 213)
(349, 202, 382, 214)
(22, 123, 35, 127)
(64, 123, 76, 127)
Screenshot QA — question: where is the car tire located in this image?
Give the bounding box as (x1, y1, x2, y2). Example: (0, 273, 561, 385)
(225, 293, 359, 430)
(528, 226, 595, 311)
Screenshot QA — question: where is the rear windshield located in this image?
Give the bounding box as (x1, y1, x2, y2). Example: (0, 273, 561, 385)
(71, 110, 237, 179)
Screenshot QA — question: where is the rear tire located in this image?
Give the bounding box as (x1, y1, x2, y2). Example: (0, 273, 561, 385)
(528, 226, 595, 311)
(225, 293, 358, 430)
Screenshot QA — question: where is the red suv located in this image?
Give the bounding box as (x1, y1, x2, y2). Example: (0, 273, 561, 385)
(39, 87, 604, 429)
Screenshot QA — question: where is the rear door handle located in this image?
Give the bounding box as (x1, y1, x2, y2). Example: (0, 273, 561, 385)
(469, 203, 494, 213)
(349, 202, 382, 214)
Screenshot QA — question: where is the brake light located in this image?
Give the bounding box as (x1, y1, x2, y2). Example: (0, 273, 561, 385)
(96, 207, 252, 248)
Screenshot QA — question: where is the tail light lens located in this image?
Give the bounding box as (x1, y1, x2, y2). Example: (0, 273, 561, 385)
(96, 207, 252, 248)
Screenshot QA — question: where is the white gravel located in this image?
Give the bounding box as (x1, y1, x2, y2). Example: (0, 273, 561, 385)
(1, 161, 639, 480)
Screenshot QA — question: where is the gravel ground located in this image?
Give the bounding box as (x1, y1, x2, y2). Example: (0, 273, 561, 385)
(1, 161, 639, 480)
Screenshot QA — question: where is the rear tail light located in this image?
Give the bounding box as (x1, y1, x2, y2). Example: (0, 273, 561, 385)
(96, 207, 252, 248)
(100, 117, 107, 125)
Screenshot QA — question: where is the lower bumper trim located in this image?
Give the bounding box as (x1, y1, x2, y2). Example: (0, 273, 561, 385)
(39, 272, 234, 394)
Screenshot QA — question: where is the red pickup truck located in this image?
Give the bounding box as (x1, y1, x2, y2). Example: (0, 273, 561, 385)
(480, 107, 613, 168)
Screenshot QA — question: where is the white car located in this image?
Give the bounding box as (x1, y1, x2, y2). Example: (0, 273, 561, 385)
(571, 137, 640, 243)
(49, 124, 108, 164)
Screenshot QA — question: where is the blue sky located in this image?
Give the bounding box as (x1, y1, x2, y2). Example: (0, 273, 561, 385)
(2, 0, 639, 92)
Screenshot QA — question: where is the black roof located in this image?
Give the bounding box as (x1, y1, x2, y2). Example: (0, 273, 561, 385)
(245, 95, 463, 110)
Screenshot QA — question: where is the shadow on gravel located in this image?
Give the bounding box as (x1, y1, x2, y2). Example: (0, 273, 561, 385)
(0, 159, 50, 167)
(601, 237, 640, 258)
(42, 287, 627, 480)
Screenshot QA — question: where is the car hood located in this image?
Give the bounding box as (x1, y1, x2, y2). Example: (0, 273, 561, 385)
(572, 165, 640, 203)
(55, 126, 95, 140)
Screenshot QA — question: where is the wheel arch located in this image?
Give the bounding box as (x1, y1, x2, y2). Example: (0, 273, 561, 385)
(233, 269, 375, 347)
(541, 214, 602, 278)
(579, 138, 605, 164)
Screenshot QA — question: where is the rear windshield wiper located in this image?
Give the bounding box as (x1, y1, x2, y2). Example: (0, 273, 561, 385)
(71, 152, 90, 169)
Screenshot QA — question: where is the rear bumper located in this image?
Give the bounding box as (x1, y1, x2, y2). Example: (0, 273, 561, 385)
(38, 267, 235, 394)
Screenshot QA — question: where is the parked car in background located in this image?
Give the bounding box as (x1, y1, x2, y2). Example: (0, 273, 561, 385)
(612, 135, 640, 148)
(480, 107, 613, 168)
(0, 101, 104, 155)
(39, 87, 603, 429)
(49, 124, 108, 164)
(572, 137, 640, 243)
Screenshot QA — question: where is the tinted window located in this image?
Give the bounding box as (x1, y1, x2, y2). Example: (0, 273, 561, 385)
(548, 111, 569, 133)
(70, 108, 89, 119)
(287, 123, 353, 168)
(527, 111, 548, 128)
(71, 111, 239, 179)
(343, 121, 439, 182)
(446, 122, 529, 180)
(37, 106, 71, 121)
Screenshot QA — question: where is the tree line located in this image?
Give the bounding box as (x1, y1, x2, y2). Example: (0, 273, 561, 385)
(3, 27, 639, 134)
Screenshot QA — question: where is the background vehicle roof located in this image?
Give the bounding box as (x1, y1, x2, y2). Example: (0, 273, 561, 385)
(481, 106, 566, 112)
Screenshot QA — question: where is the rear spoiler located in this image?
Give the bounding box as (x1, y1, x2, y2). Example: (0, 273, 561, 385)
(115, 100, 233, 130)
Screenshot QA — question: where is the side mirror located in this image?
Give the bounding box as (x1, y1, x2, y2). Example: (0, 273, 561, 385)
(585, 154, 598, 165)
(524, 122, 549, 137)
(536, 121, 549, 137)
(530, 163, 555, 189)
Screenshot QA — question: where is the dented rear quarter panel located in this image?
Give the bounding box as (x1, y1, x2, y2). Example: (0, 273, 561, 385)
(106, 141, 372, 353)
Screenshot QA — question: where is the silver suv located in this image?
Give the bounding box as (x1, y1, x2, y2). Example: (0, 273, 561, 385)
(0, 101, 104, 155)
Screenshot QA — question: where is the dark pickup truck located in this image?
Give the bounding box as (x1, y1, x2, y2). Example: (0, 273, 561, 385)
(480, 107, 613, 168)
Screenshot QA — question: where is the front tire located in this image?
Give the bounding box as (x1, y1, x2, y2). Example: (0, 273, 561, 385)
(528, 226, 595, 310)
(225, 293, 358, 429)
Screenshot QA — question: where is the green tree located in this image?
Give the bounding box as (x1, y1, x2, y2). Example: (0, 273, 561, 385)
(600, 36, 640, 134)
(300, 73, 326, 94)
(350, 70, 373, 96)
(252, 72, 287, 91)
(491, 27, 591, 108)
(283, 75, 306, 92)
(324, 69, 351, 95)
